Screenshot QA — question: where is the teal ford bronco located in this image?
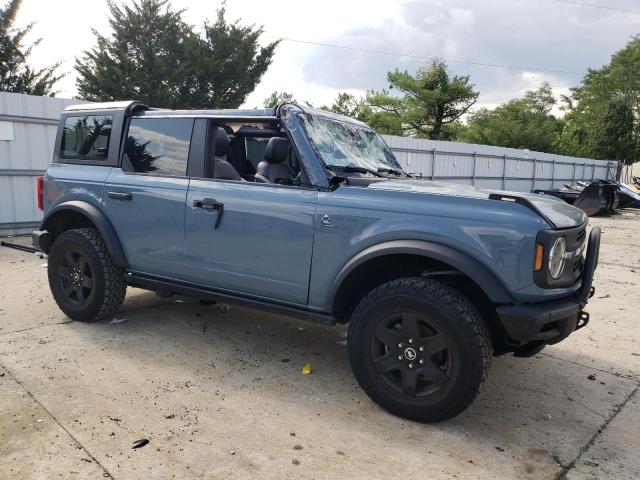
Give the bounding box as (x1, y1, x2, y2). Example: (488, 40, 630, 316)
(33, 102, 600, 422)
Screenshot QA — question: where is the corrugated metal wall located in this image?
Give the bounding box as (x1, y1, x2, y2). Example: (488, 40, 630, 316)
(0, 92, 84, 235)
(383, 135, 618, 192)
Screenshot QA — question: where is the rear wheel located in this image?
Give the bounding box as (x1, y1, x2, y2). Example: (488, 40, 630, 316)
(48, 228, 126, 322)
(347, 277, 492, 422)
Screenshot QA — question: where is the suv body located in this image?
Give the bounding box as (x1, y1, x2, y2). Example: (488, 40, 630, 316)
(33, 101, 600, 422)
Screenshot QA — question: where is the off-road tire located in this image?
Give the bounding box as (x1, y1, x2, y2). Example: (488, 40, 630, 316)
(347, 277, 492, 422)
(48, 228, 126, 322)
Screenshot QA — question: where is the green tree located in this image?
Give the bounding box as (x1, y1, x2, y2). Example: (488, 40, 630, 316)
(75, 0, 278, 109)
(262, 90, 314, 108)
(556, 35, 640, 164)
(0, 0, 62, 95)
(263, 91, 294, 108)
(365, 59, 479, 140)
(593, 97, 635, 161)
(322, 92, 403, 135)
(458, 83, 564, 152)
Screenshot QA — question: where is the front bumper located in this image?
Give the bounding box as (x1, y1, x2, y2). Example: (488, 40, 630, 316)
(496, 226, 601, 347)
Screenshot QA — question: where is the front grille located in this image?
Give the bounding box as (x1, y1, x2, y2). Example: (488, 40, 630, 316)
(565, 225, 587, 284)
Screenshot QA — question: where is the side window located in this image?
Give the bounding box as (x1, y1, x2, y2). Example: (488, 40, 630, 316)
(124, 118, 194, 176)
(60, 115, 112, 160)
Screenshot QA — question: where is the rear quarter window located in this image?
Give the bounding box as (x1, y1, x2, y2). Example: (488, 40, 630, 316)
(60, 115, 112, 160)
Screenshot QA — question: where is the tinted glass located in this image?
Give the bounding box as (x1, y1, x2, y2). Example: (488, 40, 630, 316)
(61, 115, 112, 160)
(125, 118, 194, 176)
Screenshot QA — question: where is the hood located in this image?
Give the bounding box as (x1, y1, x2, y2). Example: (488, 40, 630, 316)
(367, 179, 587, 229)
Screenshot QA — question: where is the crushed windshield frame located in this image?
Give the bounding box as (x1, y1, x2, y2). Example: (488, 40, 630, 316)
(299, 112, 405, 177)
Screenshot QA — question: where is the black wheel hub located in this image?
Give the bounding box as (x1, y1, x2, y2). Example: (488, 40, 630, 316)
(370, 312, 451, 397)
(58, 249, 94, 305)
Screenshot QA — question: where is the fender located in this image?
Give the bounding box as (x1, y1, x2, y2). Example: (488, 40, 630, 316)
(326, 239, 514, 310)
(40, 200, 128, 268)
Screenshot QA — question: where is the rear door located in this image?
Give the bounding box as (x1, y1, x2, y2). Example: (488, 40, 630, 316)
(103, 116, 194, 276)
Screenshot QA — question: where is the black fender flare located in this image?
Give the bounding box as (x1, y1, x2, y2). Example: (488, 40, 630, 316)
(40, 200, 128, 268)
(326, 240, 513, 311)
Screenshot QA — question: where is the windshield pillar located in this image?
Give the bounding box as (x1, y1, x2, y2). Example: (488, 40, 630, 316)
(280, 105, 330, 189)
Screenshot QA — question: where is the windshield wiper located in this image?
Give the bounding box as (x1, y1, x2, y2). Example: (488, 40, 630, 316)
(327, 165, 387, 178)
(377, 167, 412, 178)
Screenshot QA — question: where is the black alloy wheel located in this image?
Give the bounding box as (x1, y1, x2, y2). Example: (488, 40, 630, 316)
(371, 311, 451, 397)
(57, 249, 95, 306)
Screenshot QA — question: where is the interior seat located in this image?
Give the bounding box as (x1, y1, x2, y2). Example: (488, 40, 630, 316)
(210, 127, 242, 181)
(256, 137, 293, 183)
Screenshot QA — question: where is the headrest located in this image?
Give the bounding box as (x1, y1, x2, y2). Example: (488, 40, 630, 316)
(264, 137, 288, 164)
(213, 127, 229, 156)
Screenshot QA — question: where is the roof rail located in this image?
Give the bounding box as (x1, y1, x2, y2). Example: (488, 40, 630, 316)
(64, 100, 148, 113)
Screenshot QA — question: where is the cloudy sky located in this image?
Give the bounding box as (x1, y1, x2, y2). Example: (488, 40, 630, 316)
(14, 0, 640, 113)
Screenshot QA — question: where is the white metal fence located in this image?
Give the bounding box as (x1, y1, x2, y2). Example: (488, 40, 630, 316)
(0, 92, 624, 236)
(1, 92, 84, 235)
(383, 135, 619, 192)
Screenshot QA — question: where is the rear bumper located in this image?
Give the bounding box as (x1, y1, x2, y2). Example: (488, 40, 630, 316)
(496, 226, 601, 346)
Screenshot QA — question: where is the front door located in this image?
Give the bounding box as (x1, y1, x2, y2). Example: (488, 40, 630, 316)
(184, 180, 317, 305)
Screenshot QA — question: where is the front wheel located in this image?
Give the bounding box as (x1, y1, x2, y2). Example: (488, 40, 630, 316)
(347, 277, 492, 422)
(48, 228, 126, 322)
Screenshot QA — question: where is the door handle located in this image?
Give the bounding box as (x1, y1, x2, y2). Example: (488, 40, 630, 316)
(193, 198, 224, 229)
(108, 191, 132, 200)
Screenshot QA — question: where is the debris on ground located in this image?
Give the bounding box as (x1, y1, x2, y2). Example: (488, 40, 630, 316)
(110, 317, 127, 325)
(588, 374, 597, 380)
(292, 459, 300, 465)
(302, 363, 312, 375)
(132, 439, 149, 449)
(212, 303, 231, 313)
(293, 445, 303, 450)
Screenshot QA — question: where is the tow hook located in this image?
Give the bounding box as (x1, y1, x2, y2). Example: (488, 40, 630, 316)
(575, 311, 590, 331)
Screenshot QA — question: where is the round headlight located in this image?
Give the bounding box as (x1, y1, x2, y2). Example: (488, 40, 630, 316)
(548, 237, 566, 279)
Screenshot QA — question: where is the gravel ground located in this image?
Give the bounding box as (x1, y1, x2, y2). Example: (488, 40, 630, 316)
(1, 210, 639, 479)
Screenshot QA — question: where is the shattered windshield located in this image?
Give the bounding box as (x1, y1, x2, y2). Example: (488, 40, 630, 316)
(300, 113, 403, 174)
